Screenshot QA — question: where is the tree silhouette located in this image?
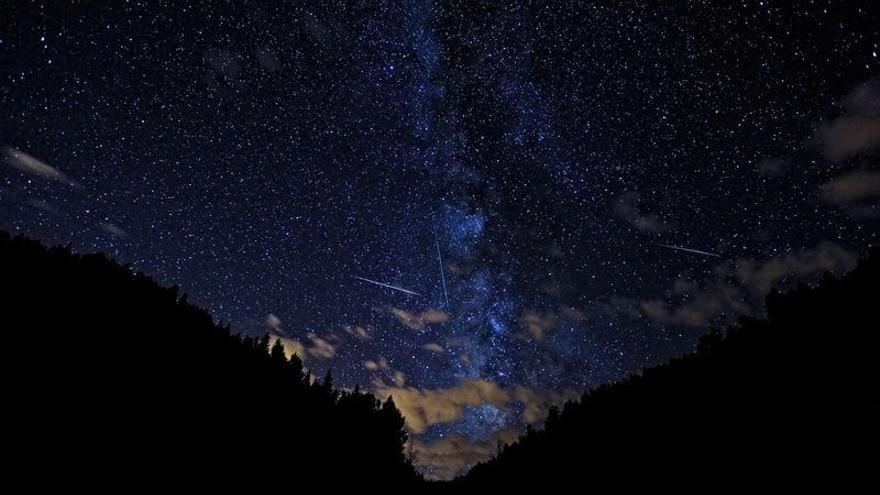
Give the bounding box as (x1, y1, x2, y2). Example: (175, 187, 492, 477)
(458, 245, 879, 491)
(2, 230, 876, 490)
(0, 231, 419, 489)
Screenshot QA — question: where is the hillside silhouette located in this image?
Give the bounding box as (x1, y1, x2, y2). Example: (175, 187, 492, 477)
(0, 231, 419, 488)
(2, 231, 877, 489)
(459, 246, 879, 490)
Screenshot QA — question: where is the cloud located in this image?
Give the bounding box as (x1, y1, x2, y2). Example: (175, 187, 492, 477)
(3, 147, 79, 188)
(265, 313, 335, 361)
(373, 379, 577, 435)
(816, 81, 880, 162)
(558, 305, 586, 322)
(822, 170, 880, 204)
(271, 333, 335, 361)
(638, 284, 748, 327)
(613, 191, 673, 233)
(342, 324, 372, 341)
(364, 356, 390, 371)
(734, 242, 857, 296)
(513, 386, 580, 424)
(375, 379, 508, 434)
(421, 342, 445, 353)
(98, 222, 128, 238)
(820, 169, 880, 217)
(266, 313, 283, 332)
(393, 371, 407, 387)
(273, 335, 306, 360)
(632, 242, 858, 327)
(390, 307, 449, 331)
(818, 117, 880, 162)
(381, 381, 579, 480)
(413, 428, 521, 480)
(520, 310, 559, 341)
(304, 333, 336, 359)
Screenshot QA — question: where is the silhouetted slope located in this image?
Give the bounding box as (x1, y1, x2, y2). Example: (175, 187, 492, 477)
(460, 246, 879, 490)
(0, 232, 419, 488)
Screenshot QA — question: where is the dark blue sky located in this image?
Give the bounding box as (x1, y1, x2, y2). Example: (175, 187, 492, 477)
(2, 0, 878, 479)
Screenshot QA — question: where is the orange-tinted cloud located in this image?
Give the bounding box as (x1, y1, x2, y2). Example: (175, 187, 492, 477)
(520, 310, 559, 341)
(413, 428, 521, 480)
(373, 378, 577, 435)
(389, 307, 449, 331)
(421, 342, 445, 353)
(815, 82, 880, 162)
(633, 242, 857, 327)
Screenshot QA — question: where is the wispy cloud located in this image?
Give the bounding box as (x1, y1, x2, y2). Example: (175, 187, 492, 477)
(3, 147, 80, 188)
(375, 379, 508, 434)
(820, 169, 880, 218)
(342, 324, 372, 341)
(613, 191, 673, 233)
(265, 313, 336, 361)
(364, 356, 390, 371)
(373, 379, 577, 435)
(413, 428, 521, 480)
(421, 342, 445, 353)
(815, 81, 880, 162)
(266, 313, 284, 333)
(371, 378, 578, 480)
(304, 333, 336, 359)
(389, 307, 449, 331)
(630, 242, 857, 327)
(520, 310, 558, 341)
(273, 335, 307, 360)
(98, 222, 129, 238)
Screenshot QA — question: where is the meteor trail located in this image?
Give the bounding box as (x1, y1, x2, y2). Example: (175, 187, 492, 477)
(655, 243, 720, 258)
(433, 223, 450, 309)
(351, 276, 422, 296)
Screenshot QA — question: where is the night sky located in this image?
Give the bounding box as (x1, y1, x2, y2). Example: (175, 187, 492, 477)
(2, 1, 878, 479)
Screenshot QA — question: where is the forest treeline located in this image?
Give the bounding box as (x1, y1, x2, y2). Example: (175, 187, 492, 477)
(0, 231, 419, 488)
(2, 230, 876, 489)
(459, 245, 879, 489)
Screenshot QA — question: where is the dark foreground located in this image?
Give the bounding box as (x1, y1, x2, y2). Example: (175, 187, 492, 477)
(457, 245, 878, 490)
(1, 231, 876, 490)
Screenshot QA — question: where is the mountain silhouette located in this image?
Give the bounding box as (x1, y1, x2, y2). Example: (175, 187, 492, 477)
(458, 245, 879, 490)
(0, 231, 419, 489)
(2, 230, 876, 489)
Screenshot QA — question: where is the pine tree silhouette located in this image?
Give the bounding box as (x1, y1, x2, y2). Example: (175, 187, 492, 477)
(458, 245, 879, 491)
(0, 231, 420, 489)
(2, 230, 876, 490)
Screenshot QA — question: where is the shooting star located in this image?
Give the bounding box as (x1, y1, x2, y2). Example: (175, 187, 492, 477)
(433, 223, 450, 309)
(351, 276, 422, 297)
(655, 243, 721, 258)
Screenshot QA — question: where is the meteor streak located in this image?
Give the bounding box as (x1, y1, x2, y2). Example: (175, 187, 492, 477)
(351, 276, 422, 296)
(433, 223, 450, 309)
(655, 243, 720, 258)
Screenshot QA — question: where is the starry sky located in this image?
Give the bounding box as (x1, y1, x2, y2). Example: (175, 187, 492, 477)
(2, 0, 879, 479)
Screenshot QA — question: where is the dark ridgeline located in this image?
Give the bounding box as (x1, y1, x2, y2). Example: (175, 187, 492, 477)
(459, 246, 879, 490)
(0, 231, 419, 488)
(2, 230, 877, 490)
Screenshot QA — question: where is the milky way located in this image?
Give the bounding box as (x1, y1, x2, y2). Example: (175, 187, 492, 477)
(1, 1, 878, 479)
